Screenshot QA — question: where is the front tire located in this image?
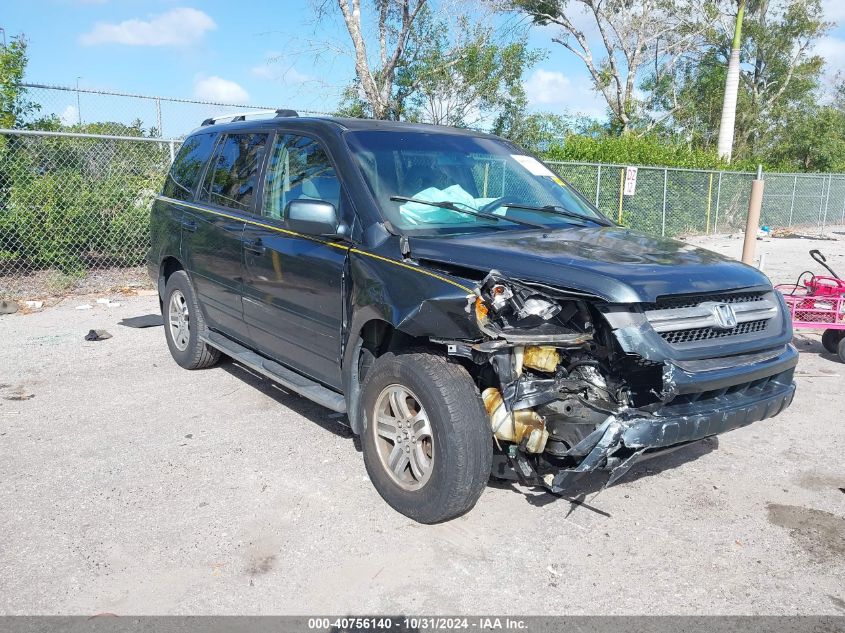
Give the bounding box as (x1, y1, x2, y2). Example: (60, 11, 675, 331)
(359, 351, 492, 523)
(162, 270, 220, 370)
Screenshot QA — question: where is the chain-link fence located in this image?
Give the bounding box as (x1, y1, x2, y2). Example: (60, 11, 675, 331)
(3, 83, 845, 300)
(20, 82, 331, 139)
(546, 161, 845, 237)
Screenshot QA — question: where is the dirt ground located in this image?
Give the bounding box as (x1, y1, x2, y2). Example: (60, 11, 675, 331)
(1, 232, 844, 615)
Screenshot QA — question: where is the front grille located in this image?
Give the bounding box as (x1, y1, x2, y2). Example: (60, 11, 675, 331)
(646, 292, 767, 311)
(660, 319, 769, 345)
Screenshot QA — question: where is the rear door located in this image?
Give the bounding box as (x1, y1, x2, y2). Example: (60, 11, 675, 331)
(242, 131, 350, 389)
(185, 131, 268, 336)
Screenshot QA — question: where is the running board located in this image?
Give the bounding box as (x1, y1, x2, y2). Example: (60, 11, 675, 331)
(201, 332, 347, 413)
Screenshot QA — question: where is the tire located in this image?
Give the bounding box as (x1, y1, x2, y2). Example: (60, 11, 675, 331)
(821, 329, 844, 354)
(838, 336, 845, 364)
(359, 350, 493, 523)
(162, 270, 220, 370)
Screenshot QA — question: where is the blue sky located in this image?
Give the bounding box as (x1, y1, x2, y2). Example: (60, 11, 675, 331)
(5, 0, 845, 135)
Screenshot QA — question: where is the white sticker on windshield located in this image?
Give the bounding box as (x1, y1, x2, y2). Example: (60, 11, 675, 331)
(511, 154, 557, 178)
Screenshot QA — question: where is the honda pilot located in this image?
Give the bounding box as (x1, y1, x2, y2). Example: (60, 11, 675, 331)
(147, 111, 797, 523)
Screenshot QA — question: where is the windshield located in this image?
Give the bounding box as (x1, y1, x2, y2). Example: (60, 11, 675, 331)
(344, 130, 608, 235)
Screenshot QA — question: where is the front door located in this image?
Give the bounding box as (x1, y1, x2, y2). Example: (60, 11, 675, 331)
(242, 132, 349, 389)
(185, 131, 269, 336)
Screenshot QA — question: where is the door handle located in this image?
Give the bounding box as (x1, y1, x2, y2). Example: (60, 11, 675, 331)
(243, 238, 266, 255)
(180, 219, 198, 232)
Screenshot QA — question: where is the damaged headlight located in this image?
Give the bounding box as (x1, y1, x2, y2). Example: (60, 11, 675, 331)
(471, 271, 593, 346)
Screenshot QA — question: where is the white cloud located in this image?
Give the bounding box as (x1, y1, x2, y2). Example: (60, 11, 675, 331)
(815, 35, 845, 76)
(60, 105, 79, 126)
(250, 54, 313, 85)
(822, 0, 845, 26)
(193, 76, 250, 103)
(524, 68, 606, 117)
(525, 69, 573, 105)
(79, 8, 216, 47)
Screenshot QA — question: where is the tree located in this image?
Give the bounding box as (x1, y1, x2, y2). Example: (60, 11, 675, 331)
(660, 0, 829, 164)
(332, 0, 429, 119)
(404, 19, 541, 127)
(0, 34, 38, 128)
(716, 0, 746, 161)
(332, 1, 540, 126)
(509, 0, 712, 135)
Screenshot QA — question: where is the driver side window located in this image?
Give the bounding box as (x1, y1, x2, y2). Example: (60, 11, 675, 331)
(263, 133, 340, 220)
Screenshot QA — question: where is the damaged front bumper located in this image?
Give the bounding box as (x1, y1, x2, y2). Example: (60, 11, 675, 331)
(546, 360, 797, 493)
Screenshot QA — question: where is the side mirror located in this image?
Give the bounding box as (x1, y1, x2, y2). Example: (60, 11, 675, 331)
(286, 199, 345, 238)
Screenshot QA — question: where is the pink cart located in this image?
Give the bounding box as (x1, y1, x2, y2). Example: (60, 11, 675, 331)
(776, 250, 845, 362)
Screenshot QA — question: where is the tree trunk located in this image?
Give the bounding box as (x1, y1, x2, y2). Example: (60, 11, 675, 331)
(716, 0, 746, 162)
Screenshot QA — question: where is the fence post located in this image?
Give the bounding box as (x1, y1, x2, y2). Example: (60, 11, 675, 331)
(595, 164, 602, 207)
(714, 171, 723, 233)
(822, 174, 832, 234)
(155, 98, 163, 138)
(787, 175, 797, 226)
(742, 165, 765, 265)
(661, 168, 668, 237)
(841, 180, 845, 224)
(169, 140, 175, 163)
(617, 168, 625, 223)
(705, 172, 714, 234)
(817, 176, 828, 235)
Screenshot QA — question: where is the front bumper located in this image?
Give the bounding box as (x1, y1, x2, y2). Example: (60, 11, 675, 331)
(547, 361, 796, 492)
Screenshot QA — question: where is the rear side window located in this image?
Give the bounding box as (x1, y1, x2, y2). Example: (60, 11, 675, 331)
(199, 132, 268, 212)
(162, 132, 216, 201)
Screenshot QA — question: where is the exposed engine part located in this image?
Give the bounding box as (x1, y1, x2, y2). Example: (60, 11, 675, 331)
(522, 345, 560, 373)
(482, 387, 549, 453)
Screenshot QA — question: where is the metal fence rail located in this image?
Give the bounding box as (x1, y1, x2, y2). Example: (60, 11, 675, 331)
(3, 81, 845, 299)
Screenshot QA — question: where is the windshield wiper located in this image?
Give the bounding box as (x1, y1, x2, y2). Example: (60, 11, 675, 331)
(389, 196, 548, 230)
(500, 202, 612, 227)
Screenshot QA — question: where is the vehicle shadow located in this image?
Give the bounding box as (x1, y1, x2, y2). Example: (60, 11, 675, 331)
(792, 333, 842, 363)
(489, 436, 719, 517)
(218, 358, 359, 449)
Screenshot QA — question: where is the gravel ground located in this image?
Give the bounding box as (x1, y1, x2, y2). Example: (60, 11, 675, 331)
(1, 235, 844, 616)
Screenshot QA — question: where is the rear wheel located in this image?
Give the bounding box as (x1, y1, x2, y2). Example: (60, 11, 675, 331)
(821, 329, 844, 354)
(359, 351, 492, 523)
(162, 270, 220, 370)
(838, 337, 845, 364)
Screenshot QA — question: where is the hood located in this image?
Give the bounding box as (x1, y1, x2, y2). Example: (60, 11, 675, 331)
(410, 226, 771, 303)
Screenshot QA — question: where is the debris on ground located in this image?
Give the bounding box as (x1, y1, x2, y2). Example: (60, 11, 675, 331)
(96, 298, 122, 307)
(24, 300, 44, 311)
(119, 314, 163, 328)
(75, 304, 93, 310)
(84, 329, 112, 341)
(0, 300, 18, 315)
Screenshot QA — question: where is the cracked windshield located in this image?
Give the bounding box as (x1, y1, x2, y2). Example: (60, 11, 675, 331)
(345, 130, 606, 233)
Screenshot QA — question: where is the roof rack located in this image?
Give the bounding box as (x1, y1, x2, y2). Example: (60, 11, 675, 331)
(200, 108, 300, 126)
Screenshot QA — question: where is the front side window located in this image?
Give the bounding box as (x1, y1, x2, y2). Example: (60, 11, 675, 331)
(199, 132, 268, 211)
(263, 133, 340, 220)
(162, 132, 216, 201)
(344, 130, 606, 235)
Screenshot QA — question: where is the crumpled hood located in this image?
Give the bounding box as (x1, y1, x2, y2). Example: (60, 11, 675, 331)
(410, 226, 772, 303)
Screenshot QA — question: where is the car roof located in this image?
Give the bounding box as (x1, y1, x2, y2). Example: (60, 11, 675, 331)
(192, 115, 502, 140)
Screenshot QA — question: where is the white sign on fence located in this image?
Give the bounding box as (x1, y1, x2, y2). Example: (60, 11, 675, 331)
(624, 166, 638, 196)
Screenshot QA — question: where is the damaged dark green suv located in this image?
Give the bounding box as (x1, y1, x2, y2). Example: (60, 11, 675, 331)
(148, 112, 797, 523)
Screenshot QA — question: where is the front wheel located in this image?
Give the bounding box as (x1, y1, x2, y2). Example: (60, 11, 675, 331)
(359, 351, 492, 523)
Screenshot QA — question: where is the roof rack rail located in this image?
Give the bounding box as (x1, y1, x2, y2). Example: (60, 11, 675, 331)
(200, 108, 300, 126)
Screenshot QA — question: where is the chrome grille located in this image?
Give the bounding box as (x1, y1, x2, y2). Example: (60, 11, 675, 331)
(643, 291, 778, 346)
